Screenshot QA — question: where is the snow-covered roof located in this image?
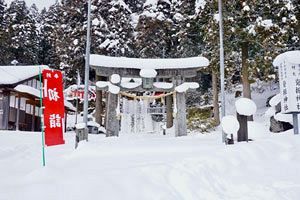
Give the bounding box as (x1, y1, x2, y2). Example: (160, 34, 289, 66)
(14, 84, 76, 111)
(90, 54, 209, 69)
(273, 50, 300, 66)
(0, 65, 49, 85)
(14, 84, 40, 98)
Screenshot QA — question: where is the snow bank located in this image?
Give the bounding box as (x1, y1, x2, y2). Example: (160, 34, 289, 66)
(2, 129, 299, 200)
(221, 115, 240, 134)
(235, 98, 257, 116)
(90, 54, 209, 69)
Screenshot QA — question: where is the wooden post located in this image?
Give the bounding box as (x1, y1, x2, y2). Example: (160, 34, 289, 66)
(104, 92, 108, 128)
(16, 95, 21, 131)
(2, 90, 10, 130)
(166, 95, 173, 128)
(237, 112, 248, 142)
(31, 105, 36, 131)
(105, 92, 119, 137)
(95, 75, 103, 126)
(293, 113, 299, 135)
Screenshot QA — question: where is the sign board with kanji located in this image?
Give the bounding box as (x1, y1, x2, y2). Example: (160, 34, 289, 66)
(65, 85, 96, 102)
(274, 51, 300, 114)
(42, 69, 65, 146)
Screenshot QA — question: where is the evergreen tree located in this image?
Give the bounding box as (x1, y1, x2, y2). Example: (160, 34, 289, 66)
(95, 0, 134, 57)
(5, 0, 39, 64)
(0, 0, 8, 64)
(135, 0, 174, 58)
(39, 2, 63, 67)
(198, 0, 298, 99)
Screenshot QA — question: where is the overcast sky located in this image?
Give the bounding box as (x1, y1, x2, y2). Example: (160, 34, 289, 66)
(5, 0, 56, 10)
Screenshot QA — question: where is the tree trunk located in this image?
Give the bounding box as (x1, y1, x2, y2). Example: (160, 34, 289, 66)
(212, 69, 220, 125)
(241, 42, 251, 99)
(241, 42, 253, 121)
(95, 75, 103, 126)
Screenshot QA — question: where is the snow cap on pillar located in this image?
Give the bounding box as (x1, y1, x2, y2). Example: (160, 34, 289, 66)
(139, 69, 157, 78)
(235, 98, 257, 116)
(221, 115, 240, 134)
(110, 74, 121, 84)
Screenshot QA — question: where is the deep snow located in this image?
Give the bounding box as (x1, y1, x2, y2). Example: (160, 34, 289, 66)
(1, 128, 300, 200)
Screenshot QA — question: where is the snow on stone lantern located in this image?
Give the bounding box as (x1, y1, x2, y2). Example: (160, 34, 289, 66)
(235, 98, 257, 142)
(221, 115, 240, 144)
(273, 50, 300, 135)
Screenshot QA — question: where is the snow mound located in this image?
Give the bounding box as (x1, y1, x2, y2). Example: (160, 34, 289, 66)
(235, 98, 257, 116)
(275, 113, 293, 124)
(87, 121, 100, 128)
(96, 81, 109, 89)
(75, 123, 86, 129)
(248, 121, 269, 139)
(110, 74, 121, 84)
(139, 69, 157, 78)
(269, 94, 281, 107)
(265, 107, 276, 117)
(175, 82, 199, 93)
(221, 115, 240, 134)
(109, 84, 120, 94)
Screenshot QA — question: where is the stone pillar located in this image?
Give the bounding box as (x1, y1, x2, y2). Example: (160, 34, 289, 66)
(105, 92, 119, 137)
(95, 75, 103, 126)
(175, 91, 187, 136)
(166, 95, 173, 128)
(2, 90, 10, 130)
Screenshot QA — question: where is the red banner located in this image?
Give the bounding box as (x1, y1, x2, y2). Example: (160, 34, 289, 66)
(42, 69, 65, 146)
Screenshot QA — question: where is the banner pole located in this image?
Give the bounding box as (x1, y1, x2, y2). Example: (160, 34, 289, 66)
(39, 66, 46, 167)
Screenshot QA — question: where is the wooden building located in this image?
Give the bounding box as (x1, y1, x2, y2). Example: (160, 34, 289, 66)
(0, 65, 75, 132)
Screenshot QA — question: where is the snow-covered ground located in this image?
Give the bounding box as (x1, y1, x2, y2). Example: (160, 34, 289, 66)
(1, 129, 300, 199)
(1, 85, 300, 200)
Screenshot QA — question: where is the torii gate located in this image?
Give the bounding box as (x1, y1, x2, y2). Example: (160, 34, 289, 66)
(90, 54, 209, 137)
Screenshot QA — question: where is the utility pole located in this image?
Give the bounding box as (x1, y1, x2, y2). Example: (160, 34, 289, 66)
(218, 0, 226, 143)
(83, 0, 92, 140)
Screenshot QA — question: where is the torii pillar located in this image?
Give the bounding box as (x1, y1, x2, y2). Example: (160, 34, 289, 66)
(175, 78, 187, 137)
(105, 92, 119, 137)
